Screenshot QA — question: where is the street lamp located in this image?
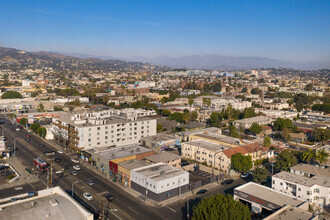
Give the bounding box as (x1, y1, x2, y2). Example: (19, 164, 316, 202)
(13, 138, 20, 157)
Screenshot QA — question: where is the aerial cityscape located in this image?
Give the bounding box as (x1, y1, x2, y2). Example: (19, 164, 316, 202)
(0, 1, 329, 220)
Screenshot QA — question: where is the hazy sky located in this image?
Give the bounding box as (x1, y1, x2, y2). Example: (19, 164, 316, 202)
(1, 0, 329, 62)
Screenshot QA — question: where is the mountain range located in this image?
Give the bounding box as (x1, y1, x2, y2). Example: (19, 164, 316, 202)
(1, 46, 329, 70)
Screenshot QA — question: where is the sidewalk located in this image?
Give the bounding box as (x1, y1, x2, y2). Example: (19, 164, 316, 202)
(0, 157, 39, 190)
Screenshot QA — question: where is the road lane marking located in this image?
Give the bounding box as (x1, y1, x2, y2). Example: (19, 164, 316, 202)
(127, 206, 140, 215)
(167, 206, 177, 212)
(107, 208, 122, 220)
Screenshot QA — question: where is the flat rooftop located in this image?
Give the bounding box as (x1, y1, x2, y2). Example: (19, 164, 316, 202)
(291, 163, 330, 178)
(141, 134, 177, 142)
(191, 133, 254, 146)
(118, 159, 149, 171)
(133, 163, 187, 182)
(0, 192, 92, 220)
(233, 116, 270, 124)
(184, 139, 231, 152)
(273, 171, 330, 187)
(144, 151, 181, 163)
(235, 182, 305, 208)
(87, 145, 152, 160)
(265, 205, 316, 220)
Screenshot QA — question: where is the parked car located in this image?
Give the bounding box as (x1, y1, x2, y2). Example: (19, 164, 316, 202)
(240, 172, 249, 178)
(104, 193, 114, 202)
(71, 158, 79, 163)
(40, 144, 45, 147)
(26, 138, 30, 142)
(54, 158, 61, 162)
(70, 171, 77, 176)
(221, 179, 234, 185)
(26, 134, 31, 138)
(86, 180, 94, 186)
(15, 128, 20, 131)
(73, 165, 80, 170)
(44, 151, 56, 156)
(196, 189, 207, 195)
(83, 192, 93, 201)
(57, 150, 63, 154)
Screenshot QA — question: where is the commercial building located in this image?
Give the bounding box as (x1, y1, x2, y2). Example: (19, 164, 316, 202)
(272, 163, 330, 208)
(131, 163, 189, 202)
(51, 109, 157, 150)
(233, 116, 274, 129)
(144, 151, 182, 168)
(117, 159, 149, 187)
(0, 186, 93, 220)
(141, 134, 180, 150)
(84, 145, 154, 178)
(234, 182, 307, 215)
(263, 205, 317, 220)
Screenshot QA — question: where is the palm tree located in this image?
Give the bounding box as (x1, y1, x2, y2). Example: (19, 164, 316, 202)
(315, 149, 329, 165)
(300, 149, 316, 164)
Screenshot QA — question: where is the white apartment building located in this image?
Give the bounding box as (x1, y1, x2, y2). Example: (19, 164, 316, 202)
(130, 163, 189, 201)
(181, 139, 230, 169)
(272, 164, 330, 208)
(51, 109, 157, 150)
(211, 99, 252, 111)
(233, 116, 274, 129)
(255, 109, 298, 119)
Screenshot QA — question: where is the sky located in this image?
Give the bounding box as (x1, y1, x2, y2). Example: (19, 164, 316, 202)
(0, 0, 329, 62)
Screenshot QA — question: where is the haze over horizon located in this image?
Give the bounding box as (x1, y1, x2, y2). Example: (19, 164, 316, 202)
(1, 0, 330, 66)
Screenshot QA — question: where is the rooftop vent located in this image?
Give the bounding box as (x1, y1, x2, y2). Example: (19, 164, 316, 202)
(136, 148, 140, 152)
(151, 166, 160, 171)
(49, 199, 59, 206)
(160, 171, 166, 175)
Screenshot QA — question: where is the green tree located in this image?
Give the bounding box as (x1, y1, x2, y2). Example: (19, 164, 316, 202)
(170, 112, 184, 123)
(229, 125, 239, 138)
(304, 83, 313, 91)
(192, 194, 251, 220)
(30, 123, 41, 132)
(38, 103, 45, 112)
(54, 106, 63, 111)
(188, 97, 194, 111)
(189, 111, 198, 122)
(300, 149, 316, 164)
(281, 128, 291, 141)
(252, 167, 269, 184)
(19, 118, 28, 126)
(156, 124, 163, 131)
(243, 107, 256, 119)
(263, 136, 272, 148)
(209, 112, 223, 128)
(182, 112, 190, 123)
(1, 91, 22, 99)
(249, 123, 262, 135)
(162, 109, 171, 116)
(313, 128, 330, 144)
(275, 150, 298, 171)
(312, 103, 330, 114)
(315, 149, 329, 165)
(251, 87, 261, 95)
(231, 153, 253, 173)
(293, 93, 310, 112)
(36, 127, 47, 138)
(273, 118, 292, 131)
(202, 97, 211, 107)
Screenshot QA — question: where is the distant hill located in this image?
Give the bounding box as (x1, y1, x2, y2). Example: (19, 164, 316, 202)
(126, 55, 330, 70)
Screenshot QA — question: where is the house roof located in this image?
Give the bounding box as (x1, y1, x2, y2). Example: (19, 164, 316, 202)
(289, 133, 306, 139)
(222, 142, 267, 158)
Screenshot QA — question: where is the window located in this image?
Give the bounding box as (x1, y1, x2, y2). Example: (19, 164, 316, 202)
(88, 139, 91, 142)
(97, 137, 100, 140)
(298, 188, 301, 191)
(97, 127, 100, 130)
(88, 128, 91, 131)
(273, 180, 275, 184)
(97, 142, 100, 145)
(105, 126, 108, 129)
(105, 136, 108, 139)
(105, 131, 108, 134)
(97, 132, 100, 135)
(280, 182, 283, 186)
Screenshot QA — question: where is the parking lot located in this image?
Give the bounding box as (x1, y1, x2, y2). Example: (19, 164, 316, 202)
(188, 169, 218, 189)
(0, 165, 16, 184)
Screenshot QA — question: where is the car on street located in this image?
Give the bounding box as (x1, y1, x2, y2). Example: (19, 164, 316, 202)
(70, 171, 77, 176)
(196, 189, 208, 195)
(221, 179, 234, 185)
(57, 150, 63, 154)
(104, 193, 114, 202)
(15, 128, 20, 131)
(40, 144, 45, 147)
(240, 172, 249, 178)
(26, 134, 31, 138)
(44, 151, 56, 156)
(54, 157, 61, 162)
(71, 158, 79, 163)
(73, 165, 80, 170)
(26, 138, 30, 141)
(86, 180, 94, 186)
(83, 192, 93, 201)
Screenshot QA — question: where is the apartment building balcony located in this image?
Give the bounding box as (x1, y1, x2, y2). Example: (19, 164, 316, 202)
(52, 121, 68, 130)
(68, 127, 78, 135)
(68, 133, 80, 140)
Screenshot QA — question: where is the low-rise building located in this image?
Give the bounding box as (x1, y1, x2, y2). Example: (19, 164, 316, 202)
(144, 151, 181, 168)
(141, 134, 180, 150)
(233, 116, 274, 129)
(0, 186, 93, 220)
(272, 164, 330, 208)
(117, 159, 149, 187)
(289, 133, 307, 144)
(131, 163, 189, 202)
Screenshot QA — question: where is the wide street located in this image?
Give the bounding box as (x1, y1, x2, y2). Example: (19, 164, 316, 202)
(0, 117, 247, 219)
